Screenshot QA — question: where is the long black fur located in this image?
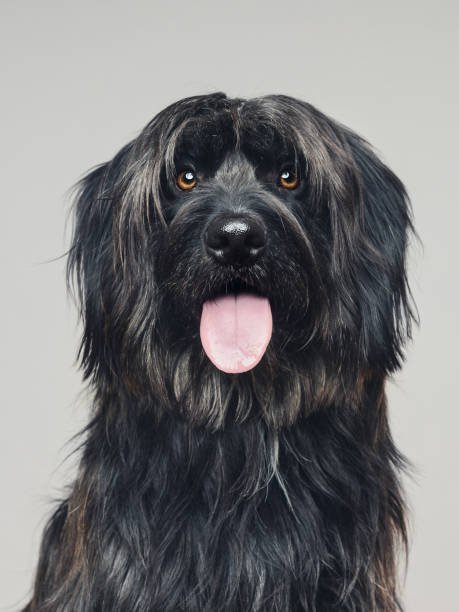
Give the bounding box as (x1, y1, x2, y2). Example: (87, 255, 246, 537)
(25, 93, 415, 611)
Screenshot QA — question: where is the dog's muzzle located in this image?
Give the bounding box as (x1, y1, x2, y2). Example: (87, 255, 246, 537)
(200, 214, 272, 375)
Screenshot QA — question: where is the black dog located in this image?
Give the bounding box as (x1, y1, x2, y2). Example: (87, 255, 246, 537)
(25, 93, 415, 611)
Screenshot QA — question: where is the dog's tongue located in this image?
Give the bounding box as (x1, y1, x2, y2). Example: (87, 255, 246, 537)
(200, 293, 272, 374)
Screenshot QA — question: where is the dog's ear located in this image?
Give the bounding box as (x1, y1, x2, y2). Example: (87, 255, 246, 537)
(67, 157, 121, 384)
(343, 133, 416, 372)
(67, 137, 166, 388)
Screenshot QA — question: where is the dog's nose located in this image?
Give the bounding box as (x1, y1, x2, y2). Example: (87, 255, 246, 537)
(204, 214, 266, 266)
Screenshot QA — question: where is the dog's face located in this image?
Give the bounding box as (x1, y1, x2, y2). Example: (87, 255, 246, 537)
(69, 93, 414, 428)
(158, 107, 325, 373)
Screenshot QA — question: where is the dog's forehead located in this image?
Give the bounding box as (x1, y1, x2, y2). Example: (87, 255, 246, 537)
(213, 152, 257, 184)
(239, 115, 296, 167)
(174, 109, 297, 171)
(174, 115, 236, 165)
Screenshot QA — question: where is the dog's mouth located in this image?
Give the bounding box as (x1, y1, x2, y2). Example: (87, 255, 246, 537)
(199, 279, 272, 374)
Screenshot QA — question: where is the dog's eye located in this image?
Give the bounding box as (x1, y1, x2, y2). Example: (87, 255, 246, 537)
(279, 170, 298, 189)
(177, 170, 197, 190)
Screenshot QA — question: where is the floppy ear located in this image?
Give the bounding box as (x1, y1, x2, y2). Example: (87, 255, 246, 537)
(67, 159, 119, 384)
(67, 136, 166, 390)
(345, 133, 416, 372)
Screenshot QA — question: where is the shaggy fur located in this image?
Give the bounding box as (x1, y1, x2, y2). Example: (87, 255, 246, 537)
(25, 93, 415, 611)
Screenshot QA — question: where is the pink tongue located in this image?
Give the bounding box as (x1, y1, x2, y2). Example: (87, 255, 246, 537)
(200, 293, 272, 374)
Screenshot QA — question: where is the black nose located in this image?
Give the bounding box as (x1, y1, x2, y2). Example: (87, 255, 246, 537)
(204, 214, 266, 266)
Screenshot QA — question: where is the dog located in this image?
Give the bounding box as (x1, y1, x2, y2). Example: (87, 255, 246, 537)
(24, 93, 415, 611)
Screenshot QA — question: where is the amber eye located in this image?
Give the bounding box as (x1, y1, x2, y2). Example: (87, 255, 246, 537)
(279, 169, 298, 189)
(177, 169, 197, 190)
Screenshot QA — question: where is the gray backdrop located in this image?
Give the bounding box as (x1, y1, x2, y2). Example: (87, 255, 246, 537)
(1, 1, 458, 609)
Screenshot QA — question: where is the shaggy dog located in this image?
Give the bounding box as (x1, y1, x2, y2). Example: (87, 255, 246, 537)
(25, 93, 415, 611)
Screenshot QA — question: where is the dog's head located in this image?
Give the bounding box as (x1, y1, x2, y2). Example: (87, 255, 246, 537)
(68, 93, 415, 428)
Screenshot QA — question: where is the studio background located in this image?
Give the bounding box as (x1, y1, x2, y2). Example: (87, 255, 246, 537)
(1, 1, 457, 610)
